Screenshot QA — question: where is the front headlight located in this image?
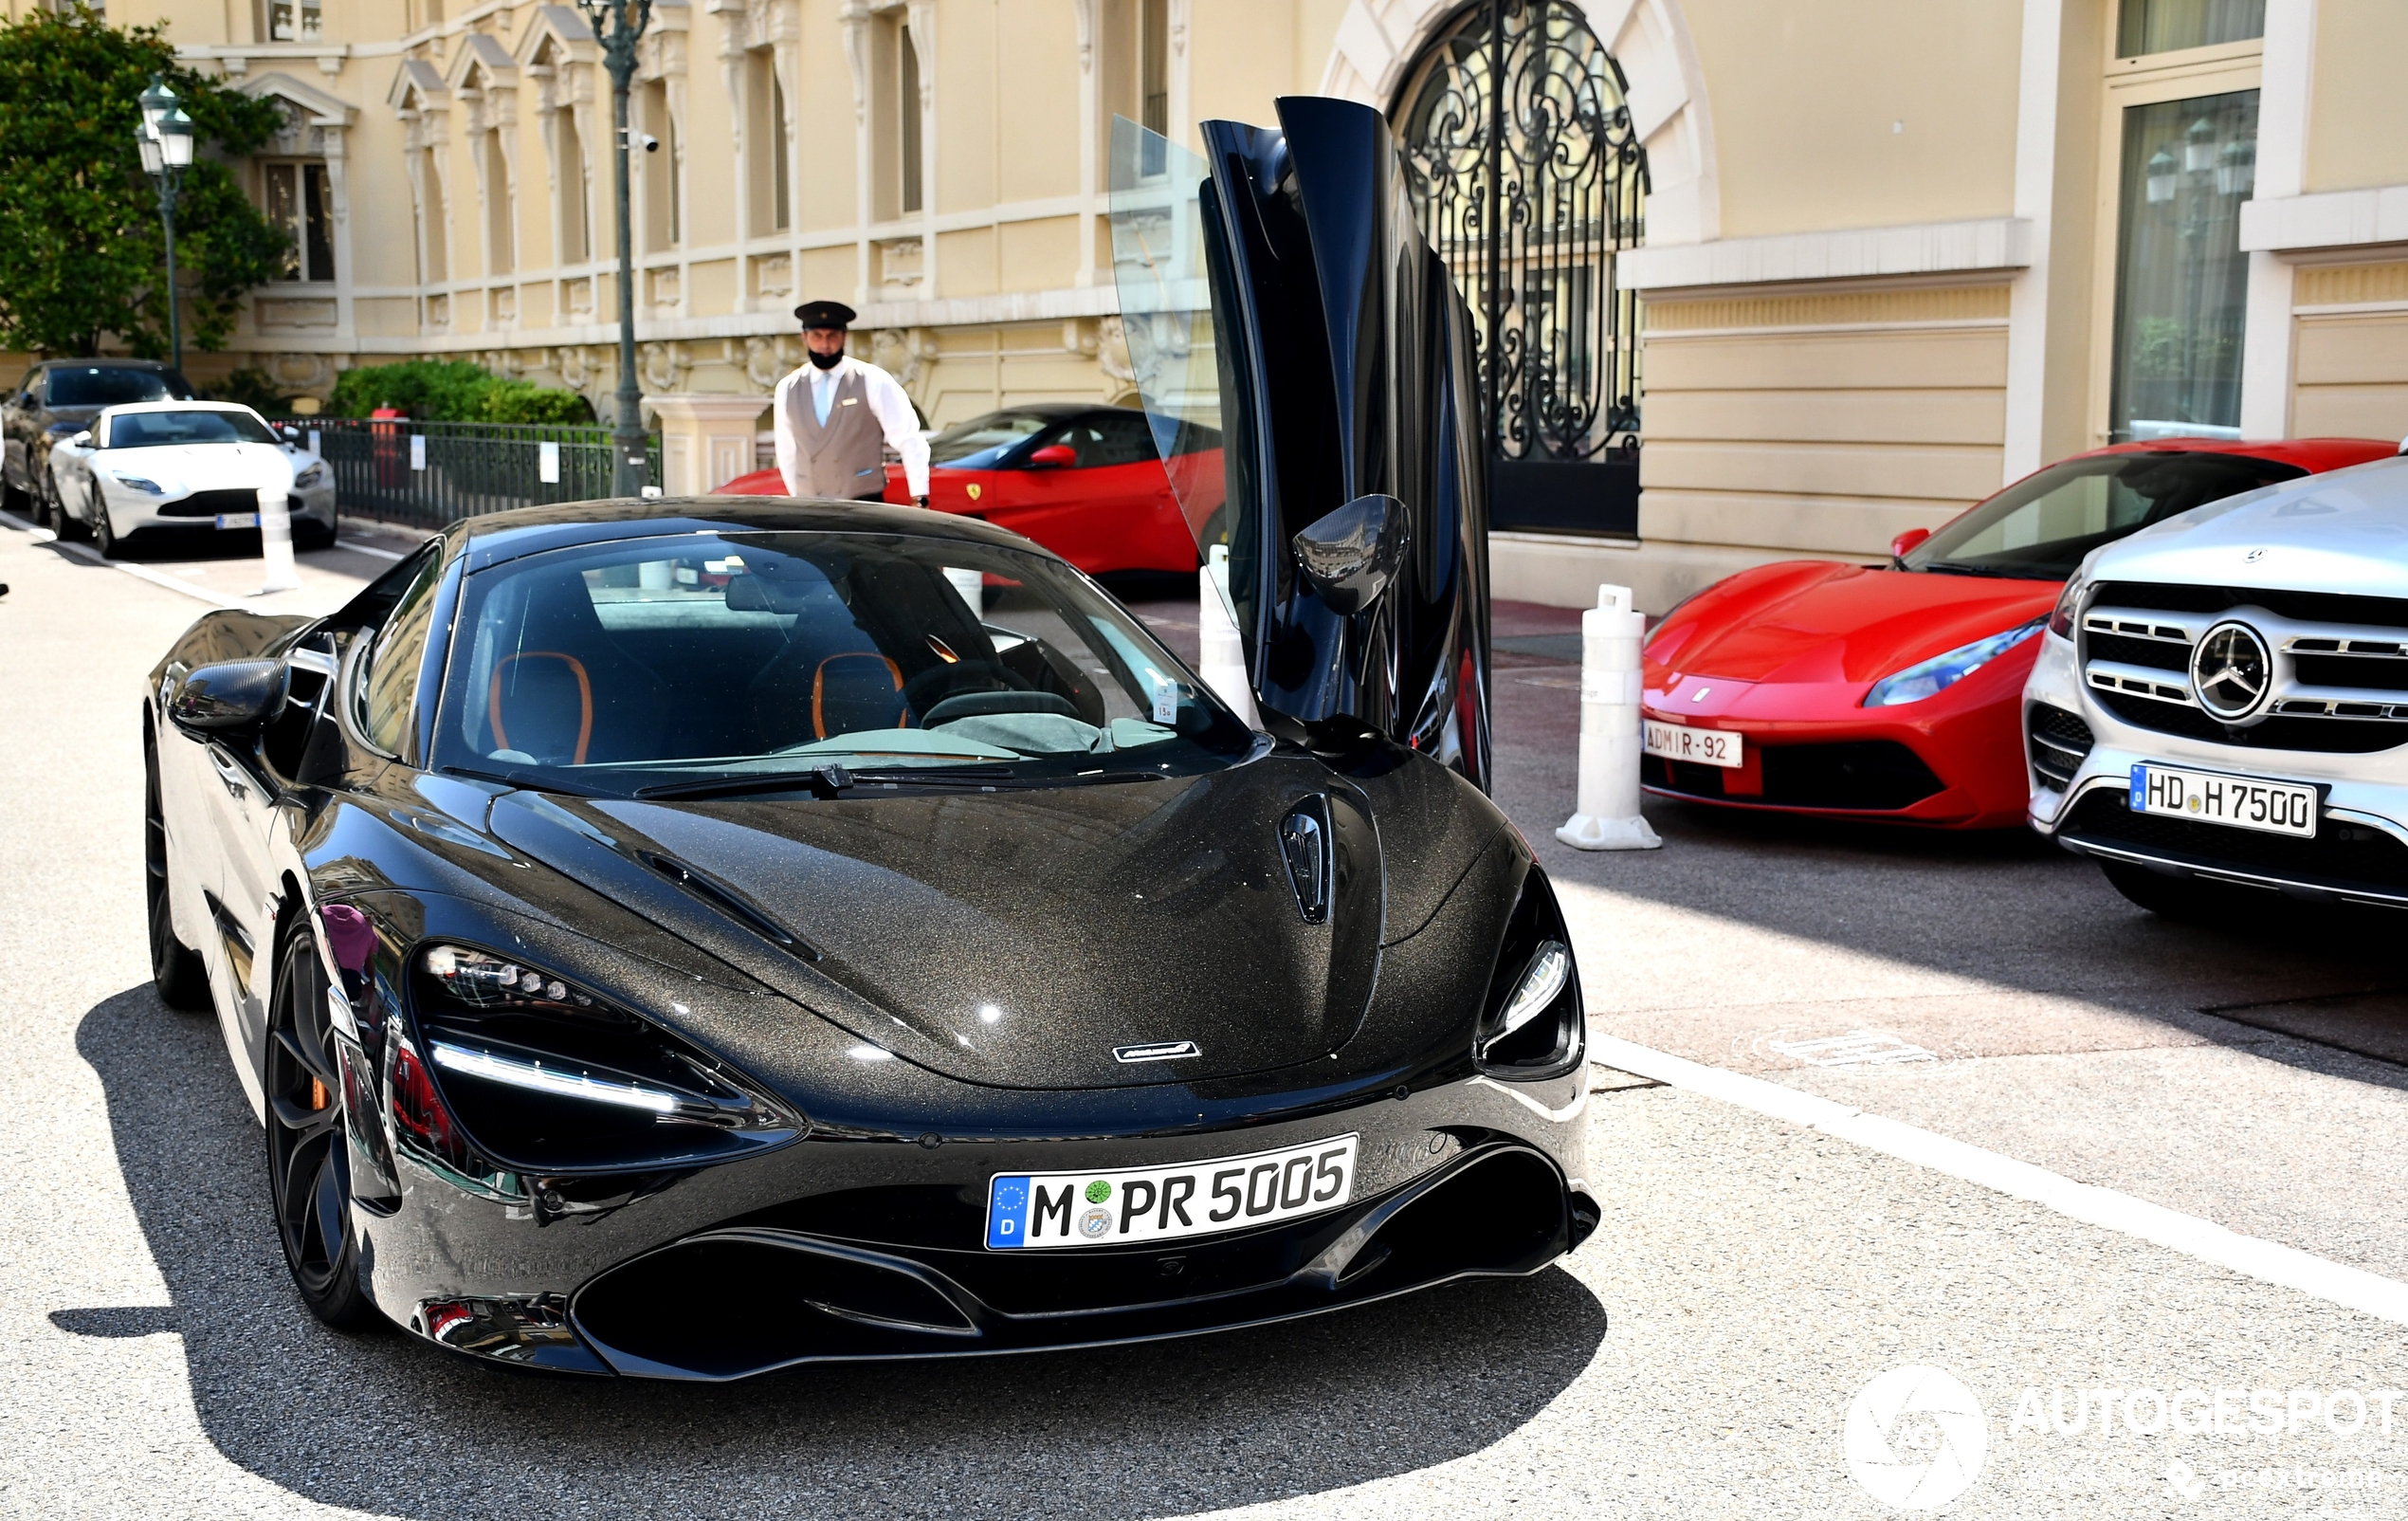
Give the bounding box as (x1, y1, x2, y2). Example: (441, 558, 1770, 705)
(2047, 577, 2086, 639)
(111, 474, 165, 495)
(294, 463, 327, 488)
(404, 942, 801, 1174)
(1863, 618, 2044, 708)
(1476, 870, 1584, 1080)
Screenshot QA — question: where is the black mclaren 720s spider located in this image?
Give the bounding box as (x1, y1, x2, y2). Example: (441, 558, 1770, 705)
(140, 99, 1597, 1380)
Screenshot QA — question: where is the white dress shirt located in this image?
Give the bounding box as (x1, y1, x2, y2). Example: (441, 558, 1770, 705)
(771, 354, 932, 498)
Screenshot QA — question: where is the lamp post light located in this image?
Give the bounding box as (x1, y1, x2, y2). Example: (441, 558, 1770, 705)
(136, 75, 194, 374)
(575, 0, 655, 498)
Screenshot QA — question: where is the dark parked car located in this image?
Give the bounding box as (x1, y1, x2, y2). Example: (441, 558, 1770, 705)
(2, 358, 194, 528)
(140, 99, 1560, 1381)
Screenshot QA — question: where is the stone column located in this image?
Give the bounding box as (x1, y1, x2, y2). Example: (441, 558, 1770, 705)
(646, 394, 773, 494)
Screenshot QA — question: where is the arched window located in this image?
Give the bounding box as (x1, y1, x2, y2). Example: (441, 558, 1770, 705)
(1394, 1, 1648, 532)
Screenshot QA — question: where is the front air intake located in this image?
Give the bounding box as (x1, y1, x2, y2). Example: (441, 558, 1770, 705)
(2026, 703, 2093, 792)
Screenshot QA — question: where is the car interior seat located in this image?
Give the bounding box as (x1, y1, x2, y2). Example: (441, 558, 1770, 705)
(486, 570, 666, 763)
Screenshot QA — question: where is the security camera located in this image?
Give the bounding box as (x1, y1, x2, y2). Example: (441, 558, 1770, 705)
(642, 134, 661, 153)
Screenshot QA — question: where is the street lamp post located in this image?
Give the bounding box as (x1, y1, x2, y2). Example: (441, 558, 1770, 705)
(575, 0, 655, 498)
(137, 75, 195, 374)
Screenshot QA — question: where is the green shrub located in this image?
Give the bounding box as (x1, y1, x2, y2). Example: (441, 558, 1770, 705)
(216, 366, 290, 413)
(476, 379, 594, 425)
(329, 359, 592, 424)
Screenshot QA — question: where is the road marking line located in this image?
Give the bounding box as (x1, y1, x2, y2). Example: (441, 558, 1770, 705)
(1590, 1031, 2408, 1326)
(337, 517, 432, 560)
(0, 507, 241, 609)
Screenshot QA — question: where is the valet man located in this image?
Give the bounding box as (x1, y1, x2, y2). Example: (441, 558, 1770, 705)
(773, 300, 932, 504)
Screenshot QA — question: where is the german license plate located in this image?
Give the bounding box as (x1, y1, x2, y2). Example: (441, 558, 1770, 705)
(1644, 719, 1742, 768)
(2130, 762, 2317, 838)
(985, 1134, 1358, 1251)
(213, 512, 259, 529)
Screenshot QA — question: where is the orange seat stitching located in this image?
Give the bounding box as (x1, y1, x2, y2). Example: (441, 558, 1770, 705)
(489, 651, 594, 765)
(811, 652, 904, 740)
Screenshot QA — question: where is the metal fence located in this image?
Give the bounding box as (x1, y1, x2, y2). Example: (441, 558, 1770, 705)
(300, 418, 661, 531)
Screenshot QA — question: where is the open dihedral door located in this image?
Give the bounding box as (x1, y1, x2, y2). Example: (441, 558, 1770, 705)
(1110, 98, 1493, 792)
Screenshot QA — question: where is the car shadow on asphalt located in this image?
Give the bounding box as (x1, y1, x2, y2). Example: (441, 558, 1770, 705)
(1484, 699, 2408, 1092)
(72, 985, 1611, 1518)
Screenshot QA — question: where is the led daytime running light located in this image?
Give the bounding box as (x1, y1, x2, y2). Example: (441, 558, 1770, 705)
(1500, 941, 1570, 1036)
(429, 1040, 685, 1114)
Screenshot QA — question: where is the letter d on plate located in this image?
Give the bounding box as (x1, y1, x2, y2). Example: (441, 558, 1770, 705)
(987, 1176, 1031, 1249)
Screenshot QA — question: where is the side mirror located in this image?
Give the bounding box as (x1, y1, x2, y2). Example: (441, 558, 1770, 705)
(70, 431, 91, 449)
(167, 659, 287, 733)
(1889, 526, 1933, 560)
(1026, 444, 1077, 468)
(1292, 493, 1409, 615)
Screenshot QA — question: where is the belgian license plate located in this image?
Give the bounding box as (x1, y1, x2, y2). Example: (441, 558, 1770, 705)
(2130, 762, 2318, 838)
(985, 1134, 1358, 1251)
(1644, 719, 1742, 768)
(214, 512, 259, 529)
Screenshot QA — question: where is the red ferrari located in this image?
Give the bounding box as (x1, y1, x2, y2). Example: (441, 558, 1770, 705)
(1639, 435, 2398, 828)
(719, 401, 1224, 577)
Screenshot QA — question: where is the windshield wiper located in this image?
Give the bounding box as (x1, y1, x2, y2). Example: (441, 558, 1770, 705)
(635, 762, 1163, 802)
(1922, 559, 2014, 578)
(438, 763, 610, 797)
(634, 764, 862, 801)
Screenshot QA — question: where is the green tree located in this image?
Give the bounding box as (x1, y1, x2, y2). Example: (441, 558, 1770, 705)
(0, 9, 288, 359)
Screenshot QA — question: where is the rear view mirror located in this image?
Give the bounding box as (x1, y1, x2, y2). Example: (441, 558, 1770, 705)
(69, 431, 91, 449)
(1291, 494, 1409, 614)
(1889, 526, 1932, 560)
(1027, 444, 1077, 468)
(167, 659, 287, 733)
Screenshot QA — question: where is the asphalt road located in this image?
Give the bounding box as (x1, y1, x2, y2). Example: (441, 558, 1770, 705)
(6, 517, 2408, 1519)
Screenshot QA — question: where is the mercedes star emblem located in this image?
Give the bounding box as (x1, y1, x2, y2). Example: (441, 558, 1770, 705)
(2191, 620, 2271, 720)
(2245, 547, 2267, 562)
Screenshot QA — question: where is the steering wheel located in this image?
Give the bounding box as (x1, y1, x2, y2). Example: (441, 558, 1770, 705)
(901, 659, 1030, 720)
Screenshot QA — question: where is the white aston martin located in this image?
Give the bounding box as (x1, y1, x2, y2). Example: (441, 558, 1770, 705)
(47, 400, 337, 558)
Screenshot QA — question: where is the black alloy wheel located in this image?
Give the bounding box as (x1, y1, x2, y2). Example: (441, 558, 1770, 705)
(33, 465, 61, 533)
(265, 931, 380, 1329)
(87, 482, 122, 557)
(143, 736, 210, 1011)
(47, 469, 86, 541)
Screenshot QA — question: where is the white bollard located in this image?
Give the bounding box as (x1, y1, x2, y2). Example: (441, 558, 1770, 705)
(1198, 544, 1264, 729)
(1556, 583, 1661, 852)
(943, 566, 985, 618)
(255, 484, 301, 596)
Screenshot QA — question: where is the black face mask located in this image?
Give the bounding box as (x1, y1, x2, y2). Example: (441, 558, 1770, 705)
(808, 344, 843, 371)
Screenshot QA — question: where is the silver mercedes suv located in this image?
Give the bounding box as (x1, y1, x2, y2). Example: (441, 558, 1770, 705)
(2024, 451, 2408, 915)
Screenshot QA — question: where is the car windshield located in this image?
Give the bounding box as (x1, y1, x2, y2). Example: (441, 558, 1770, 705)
(46, 367, 188, 407)
(1901, 451, 2307, 580)
(926, 412, 1053, 467)
(430, 529, 1253, 794)
(107, 410, 280, 449)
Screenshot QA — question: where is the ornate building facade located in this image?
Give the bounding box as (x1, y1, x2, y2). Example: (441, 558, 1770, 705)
(9, 0, 2407, 608)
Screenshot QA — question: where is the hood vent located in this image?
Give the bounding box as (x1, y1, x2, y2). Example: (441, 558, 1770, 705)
(638, 851, 821, 962)
(1280, 797, 1333, 925)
